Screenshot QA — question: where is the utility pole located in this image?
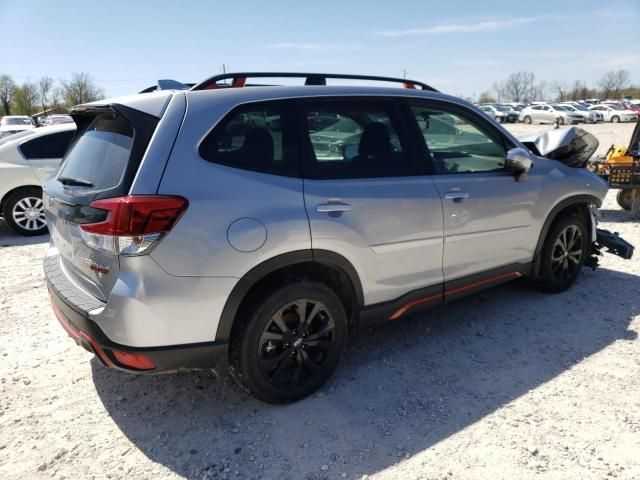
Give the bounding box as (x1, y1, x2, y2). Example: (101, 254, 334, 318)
(402, 68, 407, 79)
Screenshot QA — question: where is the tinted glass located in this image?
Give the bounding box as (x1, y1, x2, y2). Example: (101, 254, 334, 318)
(302, 100, 413, 179)
(410, 103, 507, 174)
(199, 101, 298, 177)
(20, 130, 75, 159)
(58, 112, 133, 190)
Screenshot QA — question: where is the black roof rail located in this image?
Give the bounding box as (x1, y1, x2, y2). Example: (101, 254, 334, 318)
(190, 72, 438, 92)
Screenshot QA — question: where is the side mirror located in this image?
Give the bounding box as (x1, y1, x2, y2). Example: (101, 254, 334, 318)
(505, 147, 533, 182)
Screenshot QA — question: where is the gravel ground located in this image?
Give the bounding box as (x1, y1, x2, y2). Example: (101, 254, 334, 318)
(1, 122, 639, 480)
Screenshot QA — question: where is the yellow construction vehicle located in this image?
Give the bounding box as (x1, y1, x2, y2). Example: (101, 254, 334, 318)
(589, 123, 640, 216)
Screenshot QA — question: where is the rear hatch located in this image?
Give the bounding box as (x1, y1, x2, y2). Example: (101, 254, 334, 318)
(43, 103, 160, 302)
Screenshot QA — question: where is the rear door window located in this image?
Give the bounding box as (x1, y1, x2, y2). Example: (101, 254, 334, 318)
(57, 112, 133, 190)
(20, 130, 75, 159)
(199, 100, 299, 177)
(301, 99, 416, 179)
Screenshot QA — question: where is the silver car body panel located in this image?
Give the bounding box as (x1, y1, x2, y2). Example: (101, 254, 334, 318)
(43, 85, 609, 349)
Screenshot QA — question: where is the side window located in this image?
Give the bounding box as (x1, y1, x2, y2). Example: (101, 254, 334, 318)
(409, 102, 508, 174)
(19, 131, 75, 159)
(302, 100, 414, 179)
(199, 101, 299, 177)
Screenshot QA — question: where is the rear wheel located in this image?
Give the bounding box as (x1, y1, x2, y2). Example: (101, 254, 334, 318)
(2, 187, 47, 236)
(536, 214, 588, 293)
(611, 115, 620, 123)
(229, 280, 348, 403)
(523, 115, 532, 124)
(616, 189, 633, 211)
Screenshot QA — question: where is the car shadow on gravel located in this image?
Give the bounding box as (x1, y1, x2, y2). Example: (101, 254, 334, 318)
(0, 221, 49, 246)
(599, 209, 637, 223)
(92, 267, 639, 480)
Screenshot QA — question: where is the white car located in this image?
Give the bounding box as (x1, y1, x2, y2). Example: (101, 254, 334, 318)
(558, 103, 600, 123)
(0, 115, 34, 136)
(519, 104, 581, 125)
(588, 104, 637, 123)
(0, 124, 76, 235)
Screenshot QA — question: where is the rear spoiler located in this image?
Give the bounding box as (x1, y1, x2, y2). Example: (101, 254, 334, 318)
(138, 80, 193, 94)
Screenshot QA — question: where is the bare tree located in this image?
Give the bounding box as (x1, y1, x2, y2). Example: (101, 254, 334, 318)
(598, 69, 631, 99)
(551, 80, 568, 102)
(492, 81, 506, 103)
(505, 71, 536, 102)
(0, 74, 17, 115)
(13, 83, 39, 115)
(61, 72, 104, 106)
(38, 76, 54, 112)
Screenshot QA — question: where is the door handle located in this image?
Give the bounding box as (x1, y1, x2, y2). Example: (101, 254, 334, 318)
(444, 191, 470, 200)
(316, 201, 352, 213)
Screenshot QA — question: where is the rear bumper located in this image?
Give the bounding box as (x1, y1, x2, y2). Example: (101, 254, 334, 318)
(46, 268, 228, 374)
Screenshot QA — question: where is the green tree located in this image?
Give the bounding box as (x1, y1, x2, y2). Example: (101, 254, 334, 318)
(13, 82, 39, 115)
(0, 74, 17, 115)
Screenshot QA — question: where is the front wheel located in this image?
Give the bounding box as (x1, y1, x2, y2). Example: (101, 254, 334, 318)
(229, 280, 348, 403)
(536, 214, 588, 293)
(611, 115, 620, 123)
(2, 187, 48, 236)
(523, 116, 532, 124)
(557, 117, 565, 125)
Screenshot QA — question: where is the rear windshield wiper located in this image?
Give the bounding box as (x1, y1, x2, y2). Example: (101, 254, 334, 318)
(57, 176, 94, 187)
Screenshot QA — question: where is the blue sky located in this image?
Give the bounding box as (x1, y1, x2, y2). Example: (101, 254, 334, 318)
(1, 0, 638, 99)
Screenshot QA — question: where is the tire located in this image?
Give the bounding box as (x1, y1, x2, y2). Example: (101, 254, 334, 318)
(616, 189, 633, 211)
(557, 117, 565, 125)
(229, 280, 348, 403)
(496, 116, 503, 123)
(523, 116, 532, 124)
(632, 196, 640, 218)
(611, 115, 620, 123)
(2, 187, 47, 236)
(536, 213, 589, 293)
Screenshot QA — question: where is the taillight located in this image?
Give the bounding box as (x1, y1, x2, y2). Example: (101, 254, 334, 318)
(79, 195, 188, 256)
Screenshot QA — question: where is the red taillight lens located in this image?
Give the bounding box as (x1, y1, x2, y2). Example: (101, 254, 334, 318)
(112, 350, 155, 370)
(79, 195, 188, 256)
(81, 195, 188, 236)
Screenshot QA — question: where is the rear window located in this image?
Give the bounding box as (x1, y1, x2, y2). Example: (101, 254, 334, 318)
(58, 112, 133, 190)
(20, 130, 75, 159)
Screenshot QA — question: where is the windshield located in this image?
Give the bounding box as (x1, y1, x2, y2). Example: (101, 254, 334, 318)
(574, 105, 589, 111)
(2, 117, 31, 126)
(323, 117, 363, 134)
(607, 104, 624, 110)
(553, 105, 569, 111)
(495, 105, 511, 112)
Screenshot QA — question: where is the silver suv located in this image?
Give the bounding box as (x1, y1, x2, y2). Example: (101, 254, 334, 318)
(43, 73, 631, 403)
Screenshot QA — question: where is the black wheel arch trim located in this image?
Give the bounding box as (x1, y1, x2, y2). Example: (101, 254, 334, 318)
(215, 249, 364, 342)
(532, 194, 601, 275)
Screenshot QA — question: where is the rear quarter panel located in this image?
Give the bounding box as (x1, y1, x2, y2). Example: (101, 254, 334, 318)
(151, 93, 312, 278)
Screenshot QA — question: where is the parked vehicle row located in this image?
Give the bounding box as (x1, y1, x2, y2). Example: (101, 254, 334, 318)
(477, 100, 638, 125)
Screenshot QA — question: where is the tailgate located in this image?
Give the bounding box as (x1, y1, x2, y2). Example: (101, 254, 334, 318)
(43, 103, 159, 302)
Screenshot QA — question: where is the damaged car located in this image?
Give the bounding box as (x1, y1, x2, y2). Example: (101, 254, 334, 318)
(43, 72, 633, 404)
